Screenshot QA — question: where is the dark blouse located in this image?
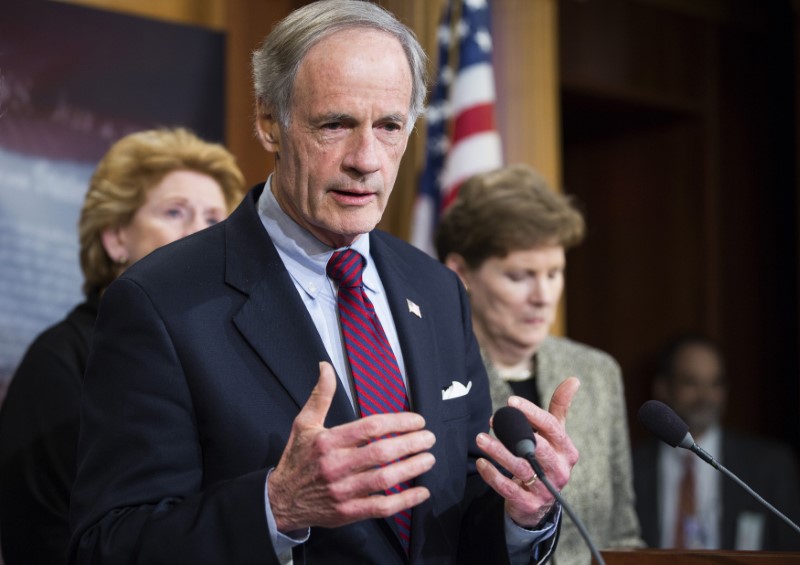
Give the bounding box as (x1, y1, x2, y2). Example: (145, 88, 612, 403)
(0, 295, 98, 564)
(508, 378, 541, 409)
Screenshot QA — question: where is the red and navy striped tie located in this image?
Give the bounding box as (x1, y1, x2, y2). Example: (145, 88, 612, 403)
(326, 248, 412, 553)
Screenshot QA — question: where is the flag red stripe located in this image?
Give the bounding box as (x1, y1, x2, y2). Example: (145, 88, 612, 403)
(441, 181, 463, 211)
(451, 102, 496, 145)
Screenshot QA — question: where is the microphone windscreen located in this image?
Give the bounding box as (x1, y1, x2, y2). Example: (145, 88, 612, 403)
(638, 400, 690, 447)
(493, 406, 534, 454)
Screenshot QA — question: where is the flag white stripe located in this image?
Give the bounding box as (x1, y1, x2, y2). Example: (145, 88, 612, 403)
(411, 1, 502, 257)
(451, 64, 497, 114)
(410, 193, 437, 256)
(441, 131, 503, 192)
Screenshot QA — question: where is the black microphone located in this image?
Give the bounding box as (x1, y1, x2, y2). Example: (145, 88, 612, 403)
(493, 406, 606, 565)
(494, 406, 537, 457)
(638, 400, 800, 537)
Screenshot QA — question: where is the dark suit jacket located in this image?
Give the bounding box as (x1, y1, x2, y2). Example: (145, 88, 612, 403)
(68, 185, 556, 564)
(0, 297, 97, 564)
(633, 433, 800, 551)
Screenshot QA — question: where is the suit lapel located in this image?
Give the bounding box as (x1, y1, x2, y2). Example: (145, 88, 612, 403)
(534, 338, 562, 406)
(371, 233, 456, 560)
(638, 442, 662, 547)
(370, 233, 442, 426)
(225, 186, 355, 426)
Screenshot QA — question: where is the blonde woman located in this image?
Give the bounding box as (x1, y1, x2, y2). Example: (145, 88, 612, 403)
(0, 128, 244, 564)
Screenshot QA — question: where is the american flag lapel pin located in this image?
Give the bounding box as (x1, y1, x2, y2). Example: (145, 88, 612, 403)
(407, 299, 422, 318)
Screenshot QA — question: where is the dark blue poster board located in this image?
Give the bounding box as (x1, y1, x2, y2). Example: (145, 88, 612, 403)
(0, 0, 225, 401)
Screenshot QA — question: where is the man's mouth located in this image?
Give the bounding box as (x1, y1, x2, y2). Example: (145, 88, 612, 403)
(330, 188, 376, 204)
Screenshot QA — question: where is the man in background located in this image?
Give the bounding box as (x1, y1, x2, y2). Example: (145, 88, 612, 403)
(633, 333, 800, 550)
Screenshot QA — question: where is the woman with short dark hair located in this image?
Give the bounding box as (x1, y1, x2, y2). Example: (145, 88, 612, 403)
(437, 164, 644, 565)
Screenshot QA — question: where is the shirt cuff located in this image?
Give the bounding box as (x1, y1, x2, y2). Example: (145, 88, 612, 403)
(265, 468, 310, 560)
(505, 504, 562, 565)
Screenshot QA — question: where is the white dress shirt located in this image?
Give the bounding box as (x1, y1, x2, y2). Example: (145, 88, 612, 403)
(257, 177, 409, 407)
(658, 424, 722, 548)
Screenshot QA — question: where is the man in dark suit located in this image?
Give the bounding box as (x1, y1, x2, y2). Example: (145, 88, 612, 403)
(633, 334, 800, 551)
(68, 2, 580, 563)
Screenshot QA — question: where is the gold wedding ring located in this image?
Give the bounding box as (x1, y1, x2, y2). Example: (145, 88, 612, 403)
(523, 473, 538, 487)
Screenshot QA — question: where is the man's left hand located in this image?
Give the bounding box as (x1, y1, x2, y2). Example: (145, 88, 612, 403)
(475, 377, 580, 528)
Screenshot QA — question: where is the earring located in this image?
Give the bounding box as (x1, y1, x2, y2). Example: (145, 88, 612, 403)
(117, 255, 128, 265)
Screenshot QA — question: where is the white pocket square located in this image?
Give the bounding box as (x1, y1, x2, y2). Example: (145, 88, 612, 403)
(442, 380, 472, 400)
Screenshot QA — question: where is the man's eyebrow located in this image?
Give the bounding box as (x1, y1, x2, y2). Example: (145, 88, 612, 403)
(313, 112, 352, 123)
(380, 113, 407, 123)
(311, 112, 408, 125)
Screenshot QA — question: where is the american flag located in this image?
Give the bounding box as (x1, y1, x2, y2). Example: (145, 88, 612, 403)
(411, 0, 503, 256)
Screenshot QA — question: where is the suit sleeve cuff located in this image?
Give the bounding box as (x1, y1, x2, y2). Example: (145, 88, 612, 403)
(505, 504, 562, 565)
(265, 468, 310, 560)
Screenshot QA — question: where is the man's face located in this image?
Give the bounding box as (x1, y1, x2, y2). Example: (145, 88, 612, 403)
(259, 29, 412, 248)
(665, 343, 727, 437)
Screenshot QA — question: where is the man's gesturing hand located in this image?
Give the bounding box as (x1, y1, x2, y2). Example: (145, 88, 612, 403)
(268, 362, 436, 533)
(475, 377, 581, 528)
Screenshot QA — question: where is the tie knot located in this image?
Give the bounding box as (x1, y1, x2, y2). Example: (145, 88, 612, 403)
(327, 249, 365, 288)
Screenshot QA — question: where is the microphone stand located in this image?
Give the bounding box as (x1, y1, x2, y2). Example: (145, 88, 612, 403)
(690, 443, 800, 536)
(524, 454, 607, 565)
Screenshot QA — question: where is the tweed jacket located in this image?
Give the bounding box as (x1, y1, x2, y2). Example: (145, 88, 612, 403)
(486, 336, 644, 565)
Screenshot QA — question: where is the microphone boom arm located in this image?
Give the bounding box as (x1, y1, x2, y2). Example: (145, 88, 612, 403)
(524, 454, 607, 565)
(690, 443, 800, 536)
(639, 400, 800, 539)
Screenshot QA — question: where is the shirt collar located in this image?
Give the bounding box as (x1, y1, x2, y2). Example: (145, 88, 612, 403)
(257, 176, 378, 297)
(695, 423, 721, 455)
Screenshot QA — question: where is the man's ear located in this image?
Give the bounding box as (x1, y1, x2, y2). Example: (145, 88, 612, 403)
(256, 100, 281, 154)
(444, 253, 470, 290)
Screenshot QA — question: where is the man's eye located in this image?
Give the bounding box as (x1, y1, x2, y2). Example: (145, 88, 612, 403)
(322, 122, 342, 130)
(378, 121, 405, 133)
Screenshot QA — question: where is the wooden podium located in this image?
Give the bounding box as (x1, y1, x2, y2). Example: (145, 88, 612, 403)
(596, 549, 800, 564)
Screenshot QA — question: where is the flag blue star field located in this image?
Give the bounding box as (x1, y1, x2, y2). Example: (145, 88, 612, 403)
(411, 0, 503, 256)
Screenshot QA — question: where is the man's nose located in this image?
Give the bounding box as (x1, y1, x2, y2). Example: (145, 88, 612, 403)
(344, 129, 381, 176)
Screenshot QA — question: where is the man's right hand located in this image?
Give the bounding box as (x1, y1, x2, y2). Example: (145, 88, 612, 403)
(267, 362, 436, 532)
